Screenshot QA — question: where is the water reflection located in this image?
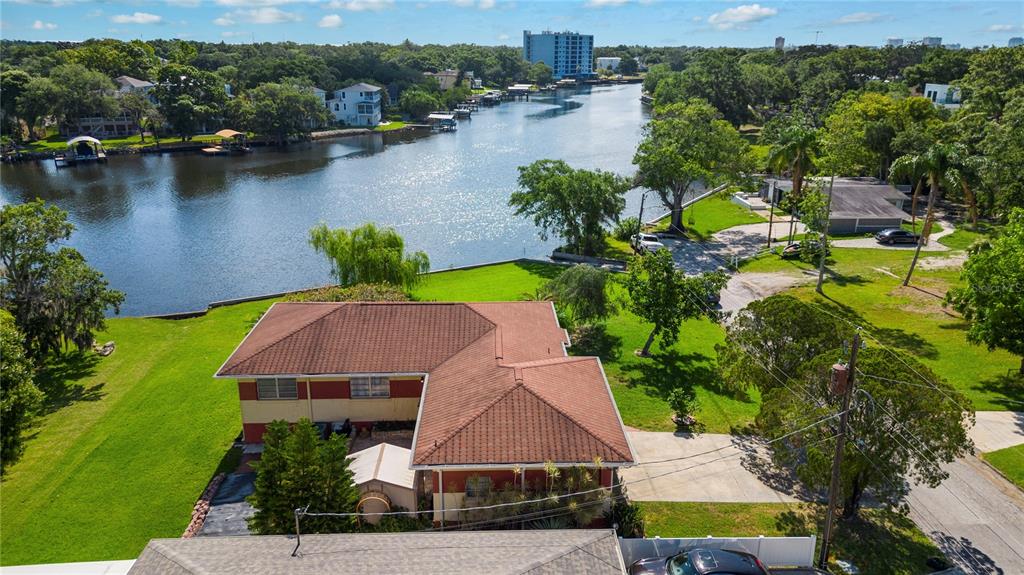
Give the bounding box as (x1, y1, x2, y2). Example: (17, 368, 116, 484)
(1, 84, 649, 315)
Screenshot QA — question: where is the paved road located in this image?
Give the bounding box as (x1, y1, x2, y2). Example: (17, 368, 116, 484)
(908, 455, 1024, 574)
(619, 432, 800, 503)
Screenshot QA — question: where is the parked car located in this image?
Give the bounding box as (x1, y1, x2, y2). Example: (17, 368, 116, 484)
(631, 233, 666, 254)
(875, 228, 920, 245)
(628, 548, 831, 575)
(780, 240, 830, 260)
(629, 548, 769, 575)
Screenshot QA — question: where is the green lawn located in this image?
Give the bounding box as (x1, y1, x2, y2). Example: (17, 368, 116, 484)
(740, 248, 1022, 410)
(640, 502, 943, 575)
(0, 300, 271, 565)
(24, 133, 225, 152)
(982, 444, 1024, 490)
(373, 121, 407, 132)
(415, 261, 758, 434)
(652, 195, 766, 241)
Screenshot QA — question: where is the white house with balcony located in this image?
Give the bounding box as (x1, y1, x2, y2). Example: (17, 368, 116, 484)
(595, 57, 621, 72)
(327, 82, 382, 127)
(924, 83, 961, 110)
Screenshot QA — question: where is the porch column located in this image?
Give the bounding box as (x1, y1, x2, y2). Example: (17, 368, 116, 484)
(438, 469, 445, 529)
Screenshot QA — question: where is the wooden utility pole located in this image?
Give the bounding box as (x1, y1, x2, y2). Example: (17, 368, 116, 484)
(818, 330, 861, 569)
(766, 182, 776, 249)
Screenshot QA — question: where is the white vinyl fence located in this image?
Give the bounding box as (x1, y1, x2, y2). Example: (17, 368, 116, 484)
(619, 536, 817, 568)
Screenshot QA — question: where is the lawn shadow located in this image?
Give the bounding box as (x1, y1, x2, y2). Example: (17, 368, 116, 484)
(973, 373, 1024, 410)
(35, 351, 105, 414)
(618, 350, 719, 400)
(567, 324, 623, 362)
(813, 296, 939, 360)
(513, 259, 564, 281)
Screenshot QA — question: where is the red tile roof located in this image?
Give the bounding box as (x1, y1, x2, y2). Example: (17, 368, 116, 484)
(216, 301, 634, 467)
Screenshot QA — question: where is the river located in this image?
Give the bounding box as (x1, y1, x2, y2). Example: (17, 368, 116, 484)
(0, 84, 651, 316)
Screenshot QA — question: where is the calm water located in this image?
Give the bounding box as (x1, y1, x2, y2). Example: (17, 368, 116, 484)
(1, 84, 651, 316)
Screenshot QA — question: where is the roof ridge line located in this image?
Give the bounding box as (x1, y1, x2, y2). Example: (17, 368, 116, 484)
(415, 369, 521, 464)
(500, 356, 592, 368)
(519, 378, 632, 463)
(221, 304, 349, 373)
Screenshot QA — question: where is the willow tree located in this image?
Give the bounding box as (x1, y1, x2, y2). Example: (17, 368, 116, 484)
(633, 98, 750, 233)
(309, 222, 429, 290)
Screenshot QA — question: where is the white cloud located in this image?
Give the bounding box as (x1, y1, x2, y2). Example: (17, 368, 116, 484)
(478, 0, 495, 9)
(221, 30, 247, 38)
(32, 19, 57, 30)
(327, 0, 393, 11)
(111, 12, 163, 24)
(987, 24, 1021, 32)
(450, 0, 494, 8)
(497, 32, 510, 41)
(832, 12, 883, 25)
(216, 0, 303, 5)
(166, 0, 201, 6)
(216, 7, 301, 25)
(318, 14, 343, 27)
(707, 3, 777, 31)
(691, 15, 702, 22)
(585, 0, 629, 6)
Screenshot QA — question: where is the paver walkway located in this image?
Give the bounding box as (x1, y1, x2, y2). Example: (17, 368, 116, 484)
(620, 432, 799, 503)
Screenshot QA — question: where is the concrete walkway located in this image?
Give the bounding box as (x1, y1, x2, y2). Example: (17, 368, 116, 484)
(909, 454, 1024, 574)
(620, 432, 799, 503)
(971, 411, 1024, 453)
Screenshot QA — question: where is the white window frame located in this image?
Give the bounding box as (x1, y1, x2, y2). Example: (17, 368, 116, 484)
(350, 376, 390, 399)
(256, 377, 298, 400)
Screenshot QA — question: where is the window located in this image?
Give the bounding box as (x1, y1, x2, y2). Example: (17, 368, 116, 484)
(350, 376, 389, 398)
(465, 476, 492, 498)
(257, 378, 298, 400)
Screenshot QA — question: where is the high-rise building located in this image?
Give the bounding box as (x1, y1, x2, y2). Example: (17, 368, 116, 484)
(523, 30, 594, 80)
(943, 43, 961, 50)
(922, 36, 942, 47)
(886, 38, 904, 47)
(1010, 37, 1024, 48)
(775, 36, 785, 50)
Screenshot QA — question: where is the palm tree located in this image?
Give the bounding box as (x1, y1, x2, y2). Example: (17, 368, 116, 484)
(889, 154, 928, 234)
(890, 142, 975, 286)
(767, 126, 818, 244)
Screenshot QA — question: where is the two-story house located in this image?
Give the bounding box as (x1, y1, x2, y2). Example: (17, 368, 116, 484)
(215, 301, 636, 524)
(327, 82, 382, 127)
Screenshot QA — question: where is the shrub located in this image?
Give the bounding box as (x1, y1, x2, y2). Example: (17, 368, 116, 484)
(613, 217, 639, 241)
(667, 387, 700, 426)
(285, 283, 410, 303)
(605, 499, 645, 538)
(569, 323, 621, 361)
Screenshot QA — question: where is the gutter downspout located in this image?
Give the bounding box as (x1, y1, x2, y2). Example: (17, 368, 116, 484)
(306, 380, 313, 421)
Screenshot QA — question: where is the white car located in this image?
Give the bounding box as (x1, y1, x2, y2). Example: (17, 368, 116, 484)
(630, 233, 666, 254)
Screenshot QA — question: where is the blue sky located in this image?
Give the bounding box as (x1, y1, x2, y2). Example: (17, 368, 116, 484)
(2, 1, 1022, 48)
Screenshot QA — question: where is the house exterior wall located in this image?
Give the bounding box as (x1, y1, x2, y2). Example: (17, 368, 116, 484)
(237, 377, 422, 443)
(523, 30, 594, 79)
(829, 217, 904, 234)
(595, 57, 621, 71)
(327, 86, 382, 126)
(924, 83, 961, 109)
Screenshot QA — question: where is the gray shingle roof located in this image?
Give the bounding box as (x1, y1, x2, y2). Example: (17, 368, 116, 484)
(344, 82, 382, 92)
(129, 530, 626, 574)
(768, 177, 909, 220)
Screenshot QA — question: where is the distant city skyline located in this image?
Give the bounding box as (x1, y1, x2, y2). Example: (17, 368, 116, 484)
(1, 1, 1021, 48)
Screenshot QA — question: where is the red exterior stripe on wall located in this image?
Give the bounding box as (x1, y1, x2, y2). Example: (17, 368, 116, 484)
(238, 381, 258, 400)
(390, 378, 424, 398)
(243, 423, 267, 443)
(309, 380, 348, 399)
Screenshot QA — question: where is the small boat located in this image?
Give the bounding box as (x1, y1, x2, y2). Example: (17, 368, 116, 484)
(54, 136, 108, 168)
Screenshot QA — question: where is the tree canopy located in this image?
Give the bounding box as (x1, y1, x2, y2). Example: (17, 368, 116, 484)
(0, 309, 43, 474)
(232, 83, 329, 144)
(309, 222, 429, 290)
(510, 159, 629, 257)
(544, 264, 615, 325)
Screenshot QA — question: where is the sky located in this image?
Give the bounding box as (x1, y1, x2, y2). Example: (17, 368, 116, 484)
(1, 0, 1022, 48)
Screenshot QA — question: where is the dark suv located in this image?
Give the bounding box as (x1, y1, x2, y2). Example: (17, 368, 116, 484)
(875, 228, 919, 245)
(629, 548, 769, 575)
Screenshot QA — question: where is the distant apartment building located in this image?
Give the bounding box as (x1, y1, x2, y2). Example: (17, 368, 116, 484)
(523, 30, 594, 80)
(775, 36, 785, 50)
(922, 36, 942, 47)
(1010, 37, 1023, 48)
(924, 83, 961, 110)
(886, 37, 904, 47)
(327, 82, 382, 127)
(595, 56, 621, 72)
(423, 69, 460, 91)
(943, 43, 962, 50)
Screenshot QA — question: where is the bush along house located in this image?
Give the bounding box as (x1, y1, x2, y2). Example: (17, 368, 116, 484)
(215, 301, 636, 526)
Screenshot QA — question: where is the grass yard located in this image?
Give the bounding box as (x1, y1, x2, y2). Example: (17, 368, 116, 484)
(652, 195, 766, 241)
(23, 133, 224, 152)
(414, 261, 758, 434)
(981, 444, 1024, 490)
(0, 300, 272, 565)
(740, 248, 1022, 410)
(639, 502, 944, 575)
(373, 121, 407, 132)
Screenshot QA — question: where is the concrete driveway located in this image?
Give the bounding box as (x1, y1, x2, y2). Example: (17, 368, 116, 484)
(620, 432, 799, 503)
(719, 272, 814, 313)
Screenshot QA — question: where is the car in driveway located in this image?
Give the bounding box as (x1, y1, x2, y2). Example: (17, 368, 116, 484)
(628, 547, 830, 575)
(780, 240, 830, 260)
(631, 233, 666, 254)
(875, 228, 919, 245)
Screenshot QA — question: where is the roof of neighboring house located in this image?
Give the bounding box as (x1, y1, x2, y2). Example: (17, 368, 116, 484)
(768, 177, 909, 220)
(341, 82, 382, 92)
(128, 530, 627, 574)
(216, 302, 634, 468)
(114, 75, 155, 89)
(348, 443, 416, 490)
